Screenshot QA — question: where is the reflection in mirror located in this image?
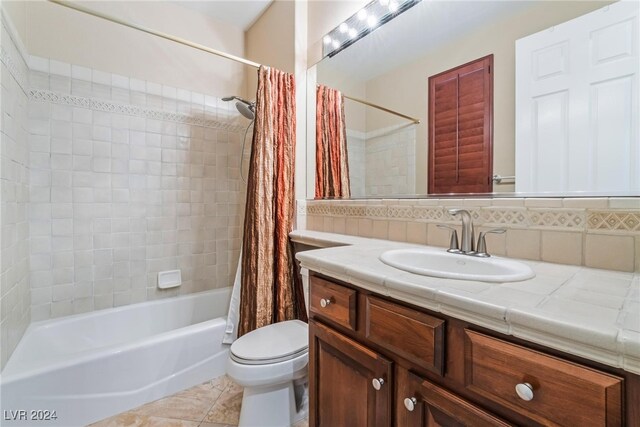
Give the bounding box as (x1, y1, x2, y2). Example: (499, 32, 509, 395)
(315, 85, 351, 198)
(309, 0, 639, 198)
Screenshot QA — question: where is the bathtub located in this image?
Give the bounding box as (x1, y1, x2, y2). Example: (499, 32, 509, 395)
(0, 287, 232, 427)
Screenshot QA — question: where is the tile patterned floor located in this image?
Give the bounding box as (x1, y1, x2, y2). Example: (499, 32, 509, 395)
(90, 375, 308, 427)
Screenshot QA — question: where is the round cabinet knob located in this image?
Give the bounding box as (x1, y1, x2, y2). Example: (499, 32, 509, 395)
(319, 298, 331, 308)
(404, 397, 417, 412)
(372, 378, 385, 391)
(515, 382, 534, 401)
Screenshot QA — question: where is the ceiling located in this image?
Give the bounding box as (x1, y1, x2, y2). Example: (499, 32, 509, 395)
(172, 0, 273, 30)
(318, 1, 536, 81)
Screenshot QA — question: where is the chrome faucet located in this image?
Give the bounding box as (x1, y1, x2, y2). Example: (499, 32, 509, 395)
(448, 209, 475, 254)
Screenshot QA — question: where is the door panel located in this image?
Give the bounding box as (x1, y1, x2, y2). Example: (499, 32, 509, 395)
(516, 1, 639, 193)
(309, 320, 393, 427)
(429, 55, 493, 194)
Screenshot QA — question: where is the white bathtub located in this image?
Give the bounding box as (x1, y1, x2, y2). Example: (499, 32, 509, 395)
(0, 287, 232, 427)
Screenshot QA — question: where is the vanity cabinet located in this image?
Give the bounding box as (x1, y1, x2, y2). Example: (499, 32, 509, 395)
(309, 320, 392, 427)
(399, 369, 514, 427)
(308, 273, 636, 427)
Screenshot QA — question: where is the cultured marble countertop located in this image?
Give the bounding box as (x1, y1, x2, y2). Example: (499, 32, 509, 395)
(291, 230, 640, 375)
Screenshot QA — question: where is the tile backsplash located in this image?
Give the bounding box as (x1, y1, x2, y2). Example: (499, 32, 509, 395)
(298, 198, 640, 272)
(27, 56, 247, 321)
(1, 10, 250, 369)
(346, 126, 416, 197)
(1, 13, 31, 369)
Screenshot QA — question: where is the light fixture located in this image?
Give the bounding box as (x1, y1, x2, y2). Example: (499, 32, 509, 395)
(322, 0, 422, 57)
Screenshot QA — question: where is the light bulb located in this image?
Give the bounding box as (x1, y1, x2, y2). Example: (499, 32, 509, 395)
(357, 9, 367, 20)
(323, 35, 332, 45)
(379, 0, 390, 5)
(339, 23, 349, 33)
(348, 28, 357, 38)
(367, 15, 378, 27)
(389, 1, 399, 12)
(332, 39, 340, 49)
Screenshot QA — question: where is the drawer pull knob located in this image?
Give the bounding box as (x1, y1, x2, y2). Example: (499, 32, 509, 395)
(515, 382, 534, 401)
(319, 298, 331, 308)
(404, 397, 417, 412)
(372, 378, 385, 390)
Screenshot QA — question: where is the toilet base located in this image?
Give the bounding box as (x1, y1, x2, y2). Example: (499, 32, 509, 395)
(238, 380, 307, 427)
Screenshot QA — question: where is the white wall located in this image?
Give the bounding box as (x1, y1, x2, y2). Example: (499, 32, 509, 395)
(22, 0, 247, 98)
(245, 0, 295, 99)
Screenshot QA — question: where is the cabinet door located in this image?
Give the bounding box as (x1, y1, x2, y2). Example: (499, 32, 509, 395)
(309, 320, 393, 427)
(397, 369, 514, 427)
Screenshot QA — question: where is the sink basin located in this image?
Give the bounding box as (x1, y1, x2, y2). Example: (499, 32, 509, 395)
(379, 248, 535, 283)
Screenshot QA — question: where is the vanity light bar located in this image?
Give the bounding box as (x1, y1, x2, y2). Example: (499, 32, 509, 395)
(322, 0, 422, 58)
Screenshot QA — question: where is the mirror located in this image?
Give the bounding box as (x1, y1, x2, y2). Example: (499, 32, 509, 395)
(309, 0, 639, 198)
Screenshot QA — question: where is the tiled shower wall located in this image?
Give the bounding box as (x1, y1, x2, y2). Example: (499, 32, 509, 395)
(346, 131, 365, 197)
(364, 126, 416, 196)
(299, 198, 640, 273)
(345, 126, 417, 198)
(1, 15, 31, 368)
(26, 57, 248, 321)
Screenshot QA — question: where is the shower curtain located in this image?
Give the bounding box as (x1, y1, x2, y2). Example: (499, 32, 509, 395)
(315, 85, 351, 198)
(237, 65, 307, 337)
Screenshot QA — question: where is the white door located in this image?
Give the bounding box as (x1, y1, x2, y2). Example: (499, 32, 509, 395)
(516, 1, 639, 194)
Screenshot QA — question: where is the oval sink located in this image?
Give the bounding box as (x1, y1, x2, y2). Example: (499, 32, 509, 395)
(379, 248, 535, 283)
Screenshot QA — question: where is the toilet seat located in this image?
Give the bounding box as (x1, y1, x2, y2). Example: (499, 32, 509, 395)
(230, 320, 308, 366)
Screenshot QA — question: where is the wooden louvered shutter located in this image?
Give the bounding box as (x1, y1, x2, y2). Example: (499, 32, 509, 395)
(428, 55, 493, 194)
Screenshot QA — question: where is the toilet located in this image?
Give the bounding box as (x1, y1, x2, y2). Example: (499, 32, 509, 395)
(226, 320, 309, 427)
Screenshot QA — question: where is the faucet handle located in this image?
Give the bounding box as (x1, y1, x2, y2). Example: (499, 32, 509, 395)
(475, 228, 506, 257)
(437, 225, 460, 253)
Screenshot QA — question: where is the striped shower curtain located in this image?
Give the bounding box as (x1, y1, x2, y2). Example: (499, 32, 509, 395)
(238, 66, 307, 337)
(315, 85, 351, 198)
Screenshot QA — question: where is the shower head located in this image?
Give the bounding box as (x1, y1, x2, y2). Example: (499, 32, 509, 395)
(236, 101, 255, 120)
(223, 95, 255, 120)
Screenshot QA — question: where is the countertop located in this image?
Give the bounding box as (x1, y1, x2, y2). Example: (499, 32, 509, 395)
(291, 230, 640, 375)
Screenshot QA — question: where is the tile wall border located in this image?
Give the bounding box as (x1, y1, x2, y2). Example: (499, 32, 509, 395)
(300, 199, 640, 234)
(29, 89, 247, 132)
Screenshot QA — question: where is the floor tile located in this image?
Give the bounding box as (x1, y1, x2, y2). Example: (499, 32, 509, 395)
(91, 374, 308, 427)
(130, 393, 217, 422)
(202, 385, 243, 425)
(90, 413, 199, 427)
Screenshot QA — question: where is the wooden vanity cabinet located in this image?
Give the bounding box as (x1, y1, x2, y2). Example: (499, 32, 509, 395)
(398, 369, 514, 427)
(308, 273, 637, 427)
(309, 320, 392, 427)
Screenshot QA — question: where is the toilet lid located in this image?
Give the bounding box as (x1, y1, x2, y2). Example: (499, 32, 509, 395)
(230, 320, 308, 363)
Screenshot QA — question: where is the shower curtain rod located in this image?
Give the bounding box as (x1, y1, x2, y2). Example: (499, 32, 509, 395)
(343, 94, 421, 124)
(48, 0, 262, 69)
(318, 85, 420, 124)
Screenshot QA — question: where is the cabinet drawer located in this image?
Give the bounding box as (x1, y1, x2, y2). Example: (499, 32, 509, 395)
(464, 330, 623, 426)
(400, 370, 514, 427)
(364, 295, 444, 375)
(310, 276, 357, 331)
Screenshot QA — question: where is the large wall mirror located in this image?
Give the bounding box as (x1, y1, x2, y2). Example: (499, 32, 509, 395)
(307, 0, 639, 198)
